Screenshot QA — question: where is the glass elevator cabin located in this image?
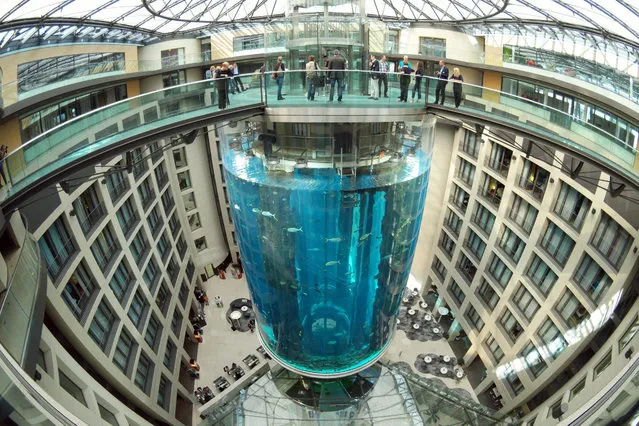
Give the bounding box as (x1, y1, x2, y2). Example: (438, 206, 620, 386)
(221, 119, 434, 378)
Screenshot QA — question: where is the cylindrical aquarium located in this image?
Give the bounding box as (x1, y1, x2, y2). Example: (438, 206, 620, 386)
(221, 119, 434, 377)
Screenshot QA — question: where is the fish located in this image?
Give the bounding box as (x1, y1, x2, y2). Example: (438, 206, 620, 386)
(314, 289, 321, 293)
(345, 271, 354, 276)
(286, 227, 303, 233)
(381, 254, 392, 260)
(261, 211, 278, 221)
(252, 208, 262, 213)
(234, 204, 241, 211)
(359, 232, 372, 241)
(273, 191, 278, 195)
(327, 340, 337, 345)
(308, 248, 323, 252)
(325, 260, 340, 266)
(302, 292, 309, 296)
(325, 237, 342, 243)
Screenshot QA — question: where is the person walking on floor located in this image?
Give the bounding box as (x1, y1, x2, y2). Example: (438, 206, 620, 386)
(397, 55, 413, 103)
(305, 55, 320, 101)
(435, 59, 449, 105)
(214, 63, 233, 110)
(411, 63, 424, 103)
(232, 62, 245, 92)
(378, 55, 389, 98)
(449, 67, 464, 108)
(328, 50, 346, 103)
(274, 56, 286, 100)
(368, 54, 380, 100)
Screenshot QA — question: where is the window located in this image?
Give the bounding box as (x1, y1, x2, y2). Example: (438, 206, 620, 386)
(570, 378, 586, 400)
(526, 254, 558, 296)
(162, 70, 186, 87)
(161, 47, 184, 67)
(449, 280, 465, 307)
(109, 260, 133, 304)
(466, 305, 484, 332)
(177, 170, 192, 190)
(39, 217, 75, 280)
(157, 232, 171, 262)
(173, 147, 187, 168)
(156, 281, 171, 315)
(556, 290, 586, 328)
(509, 194, 538, 235)
(130, 229, 150, 267)
(167, 256, 180, 282)
(518, 159, 549, 201)
(540, 221, 575, 266)
(594, 351, 612, 378)
(457, 253, 476, 283)
(169, 212, 181, 236)
(439, 231, 455, 258)
(130, 147, 148, 180)
(128, 290, 148, 329)
(477, 279, 499, 311)
(512, 284, 539, 321)
(619, 315, 639, 352)
(186, 259, 195, 281)
(62, 263, 96, 320)
(504, 367, 524, 395)
(419, 36, 446, 56)
(460, 130, 480, 158)
(450, 184, 469, 213)
(90, 224, 119, 274)
(457, 157, 475, 187)
(105, 166, 129, 203)
(485, 334, 504, 362)
(157, 375, 171, 410)
(116, 197, 139, 237)
(432, 256, 446, 280)
(195, 236, 208, 252)
(487, 255, 512, 289)
(176, 233, 187, 259)
(466, 230, 486, 260)
(189, 213, 201, 231)
(137, 177, 155, 210)
(591, 213, 633, 270)
(59, 371, 86, 406)
(444, 208, 462, 236)
(178, 281, 189, 307)
(147, 205, 163, 237)
(164, 340, 176, 371)
(171, 309, 183, 335)
(487, 143, 512, 176)
(73, 184, 104, 235)
(233, 34, 265, 51)
(498, 227, 525, 264)
(500, 309, 523, 342)
(573, 254, 613, 303)
(143, 257, 161, 292)
(154, 162, 169, 189)
(148, 141, 163, 163)
(472, 202, 495, 235)
(98, 404, 118, 426)
(554, 183, 591, 230)
(135, 352, 153, 394)
(538, 318, 567, 359)
(88, 299, 116, 350)
(182, 192, 196, 212)
(145, 315, 161, 352)
(162, 190, 176, 214)
(113, 329, 135, 374)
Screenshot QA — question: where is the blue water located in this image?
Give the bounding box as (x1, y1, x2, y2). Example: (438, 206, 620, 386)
(224, 147, 430, 377)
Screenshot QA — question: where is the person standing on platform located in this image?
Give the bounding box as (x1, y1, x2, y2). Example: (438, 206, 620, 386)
(368, 54, 380, 100)
(435, 59, 450, 105)
(378, 55, 389, 98)
(215, 63, 233, 110)
(232, 62, 245, 92)
(449, 67, 464, 108)
(305, 55, 319, 101)
(274, 56, 286, 100)
(397, 55, 413, 103)
(411, 63, 424, 103)
(328, 50, 346, 103)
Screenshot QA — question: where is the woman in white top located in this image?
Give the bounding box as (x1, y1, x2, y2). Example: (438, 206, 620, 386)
(305, 55, 319, 101)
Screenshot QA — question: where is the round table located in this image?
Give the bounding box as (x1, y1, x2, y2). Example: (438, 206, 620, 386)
(419, 302, 428, 309)
(412, 323, 420, 330)
(408, 309, 416, 316)
(396, 319, 401, 325)
(433, 327, 440, 334)
(443, 355, 451, 363)
(456, 371, 464, 379)
(424, 356, 432, 363)
(424, 314, 432, 322)
(440, 367, 448, 375)
(402, 297, 409, 303)
(230, 311, 242, 320)
(240, 306, 249, 312)
(411, 290, 418, 297)
(438, 307, 450, 316)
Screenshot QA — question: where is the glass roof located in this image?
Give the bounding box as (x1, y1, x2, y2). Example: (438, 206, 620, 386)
(0, 0, 637, 53)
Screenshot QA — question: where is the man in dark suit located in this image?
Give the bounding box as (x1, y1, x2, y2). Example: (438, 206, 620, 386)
(328, 49, 346, 102)
(435, 59, 449, 105)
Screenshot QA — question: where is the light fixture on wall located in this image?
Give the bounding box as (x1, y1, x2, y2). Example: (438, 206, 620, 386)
(549, 178, 555, 184)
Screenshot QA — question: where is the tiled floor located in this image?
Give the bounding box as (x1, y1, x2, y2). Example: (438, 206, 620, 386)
(193, 275, 476, 424)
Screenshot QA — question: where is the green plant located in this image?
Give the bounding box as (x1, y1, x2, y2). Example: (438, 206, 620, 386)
(424, 408, 440, 425)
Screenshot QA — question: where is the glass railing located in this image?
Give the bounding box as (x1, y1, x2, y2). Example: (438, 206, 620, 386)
(2, 70, 638, 210)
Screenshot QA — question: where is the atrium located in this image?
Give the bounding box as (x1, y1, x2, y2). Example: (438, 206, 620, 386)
(0, 0, 638, 425)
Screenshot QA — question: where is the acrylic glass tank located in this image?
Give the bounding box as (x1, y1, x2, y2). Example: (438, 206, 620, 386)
(222, 120, 434, 377)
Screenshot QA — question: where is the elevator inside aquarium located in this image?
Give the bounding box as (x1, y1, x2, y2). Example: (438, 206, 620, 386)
(220, 118, 434, 378)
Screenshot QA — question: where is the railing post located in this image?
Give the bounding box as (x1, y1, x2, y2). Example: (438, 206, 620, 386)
(424, 77, 430, 107)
